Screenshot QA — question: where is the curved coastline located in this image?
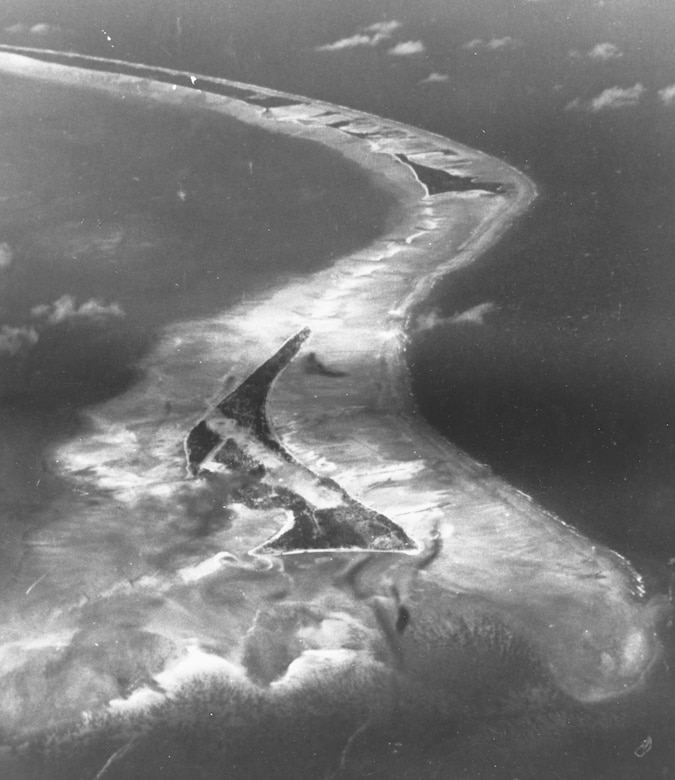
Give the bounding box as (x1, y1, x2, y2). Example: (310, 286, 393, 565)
(0, 47, 666, 708)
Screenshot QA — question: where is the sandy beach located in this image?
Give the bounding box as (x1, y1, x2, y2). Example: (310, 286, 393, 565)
(0, 47, 668, 756)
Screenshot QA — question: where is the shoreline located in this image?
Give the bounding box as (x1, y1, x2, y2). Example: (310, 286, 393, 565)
(0, 48, 667, 706)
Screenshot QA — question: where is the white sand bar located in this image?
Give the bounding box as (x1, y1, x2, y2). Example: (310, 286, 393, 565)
(0, 47, 668, 706)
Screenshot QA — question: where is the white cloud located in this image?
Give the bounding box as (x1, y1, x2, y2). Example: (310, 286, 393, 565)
(415, 310, 443, 332)
(0, 325, 38, 356)
(3, 23, 29, 34)
(0, 243, 13, 270)
(487, 36, 520, 51)
(315, 20, 402, 52)
(388, 40, 426, 57)
(29, 23, 62, 36)
(570, 42, 623, 61)
(588, 42, 623, 61)
(566, 83, 645, 112)
(565, 97, 583, 111)
(590, 83, 645, 111)
(419, 72, 449, 85)
(75, 299, 125, 320)
(658, 84, 675, 106)
(0, 292, 124, 361)
(449, 302, 498, 326)
(362, 21, 402, 37)
(462, 37, 521, 52)
(315, 34, 375, 52)
(462, 38, 484, 51)
(31, 295, 125, 325)
(415, 303, 497, 332)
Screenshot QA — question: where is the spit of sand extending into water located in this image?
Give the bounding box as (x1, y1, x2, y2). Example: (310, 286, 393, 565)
(0, 48, 669, 761)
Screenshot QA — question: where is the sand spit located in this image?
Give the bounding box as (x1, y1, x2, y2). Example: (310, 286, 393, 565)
(0, 47, 668, 708)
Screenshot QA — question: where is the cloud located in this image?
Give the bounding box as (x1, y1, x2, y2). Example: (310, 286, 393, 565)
(587, 42, 623, 61)
(387, 40, 426, 57)
(315, 19, 402, 52)
(31, 295, 125, 325)
(0, 325, 39, 357)
(419, 72, 449, 85)
(0, 292, 124, 361)
(658, 84, 675, 106)
(3, 23, 29, 34)
(29, 23, 62, 36)
(566, 83, 645, 112)
(449, 302, 498, 326)
(462, 38, 482, 50)
(487, 37, 520, 51)
(415, 302, 498, 332)
(570, 42, 623, 61)
(362, 21, 402, 37)
(591, 83, 644, 111)
(3, 21, 64, 37)
(0, 242, 13, 270)
(315, 34, 376, 52)
(462, 36, 521, 52)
